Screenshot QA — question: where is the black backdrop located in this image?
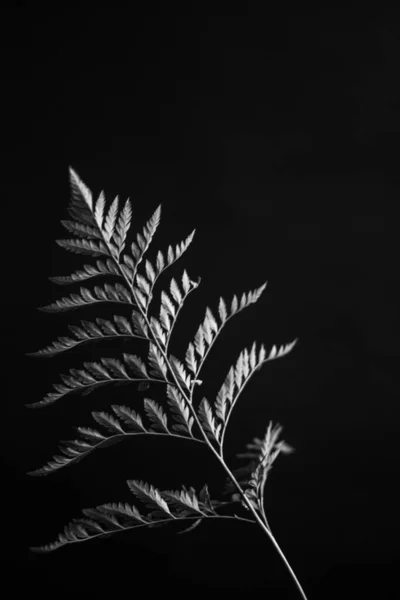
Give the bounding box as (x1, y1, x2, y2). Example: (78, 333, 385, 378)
(3, 5, 400, 599)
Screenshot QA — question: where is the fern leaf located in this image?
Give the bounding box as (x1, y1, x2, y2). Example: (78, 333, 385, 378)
(29, 481, 227, 552)
(27, 394, 207, 476)
(216, 340, 298, 450)
(93, 190, 106, 229)
(122, 352, 149, 379)
(169, 277, 182, 304)
(166, 385, 194, 437)
(27, 404, 158, 475)
(103, 195, 119, 243)
(126, 204, 161, 274)
(127, 479, 173, 519)
(26, 417, 138, 476)
(121, 254, 135, 286)
(158, 271, 200, 350)
(56, 238, 109, 257)
(160, 289, 176, 325)
(147, 343, 168, 380)
(130, 309, 149, 338)
(161, 487, 204, 516)
(113, 198, 132, 256)
(198, 483, 217, 513)
(27, 436, 102, 476)
(224, 422, 295, 514)
(25, 352, 153, 408)
(69, 167, 93, 211)
(184, 342, 197, 375)
(144, 258, 156, 284)
(38, 283, 133, 313)
(49, 259, 120, 286)
(177, 518, 203, 534)
(213, 343, 263, 437)
(232, 282, 268, 316)
(100, 357, 129, 378)
(60, 220, 101, 239)
(133, 273, 152, 310)
(218, 296, 228, 323)
(149, 316, 167, 348)
(144, 399, 169, 433)
(92, 411, 125, 434)
(152, 230, 196, 284)
(197, 397, 221, 445)
(93, 502, 147, 524)
(66, 167, 96, 228)
(136, 204, 161, 259)
(111, 405, 147, 432)
(136, 273, 151, 298)
(133, 286, 147, 310)
(194, 322, 206, 358)
(30, 501, 149, 552)
(168, 355, 192, 390)
(181, 269, 191, 294)
(26, 314, 140, 357)
(188, 282, 268, 377)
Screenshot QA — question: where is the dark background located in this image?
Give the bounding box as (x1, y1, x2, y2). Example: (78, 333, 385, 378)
(3, 5, 400, 599)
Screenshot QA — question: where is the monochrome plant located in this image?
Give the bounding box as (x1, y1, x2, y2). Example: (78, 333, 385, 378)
(27, 167, 308, 599)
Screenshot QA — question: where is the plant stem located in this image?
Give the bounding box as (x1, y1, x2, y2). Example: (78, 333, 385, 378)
(208, 442, 309, 600)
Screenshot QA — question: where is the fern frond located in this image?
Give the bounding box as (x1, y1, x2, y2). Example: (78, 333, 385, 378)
(130, 309, 149, 338)
(60, 219, 101, 239)
(131, 204, 161, 264)
(143, 399, 169, 433)
(168, 354, 192, 392)
(25, 353, 164, 408)
(27, 427, 111, 476)
(66, 167, 95, 229)
(113, 198, 132, 256)
(55, 237, 110, 257)
(26, 314, 148, 357)
(38, 283, 134, 313)
(132, 272, 152, 311)
(127, 479, 174, 518)
(28, 167, 308, 600)
(138, 230, 196, 297)
(30, 501, 150, 552)
(69, 167, 93, 211)
(48, 259, 120, 286)
(185, 282, 268, 380)
(28, 400, 207, 475)
(147, 342, 169, 380)
(103, 195, 120, 243)
(197, 397, 221, 446)
(93, 190, 106, 230)
(111, 404, 148, 431)
(149, 315, 167, 347)
(161, 486, 204, 516)
(165, 384, 195, 438)
(216, 340, 298, 450)
(65, 169, 152, 284)
(115, 205, 161, 288)
(223, 422, 295, 518)
(29, 481, 241, 553)
(158, 270, 201, 349)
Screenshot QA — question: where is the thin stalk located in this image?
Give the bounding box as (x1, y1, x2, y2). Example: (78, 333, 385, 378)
(206, 436, 309, 600)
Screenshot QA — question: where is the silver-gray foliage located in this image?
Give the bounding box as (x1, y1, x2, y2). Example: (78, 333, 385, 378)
(26, 168, 307, 599)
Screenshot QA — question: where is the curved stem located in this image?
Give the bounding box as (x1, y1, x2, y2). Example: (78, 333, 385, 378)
(207, 441, 308, 600)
